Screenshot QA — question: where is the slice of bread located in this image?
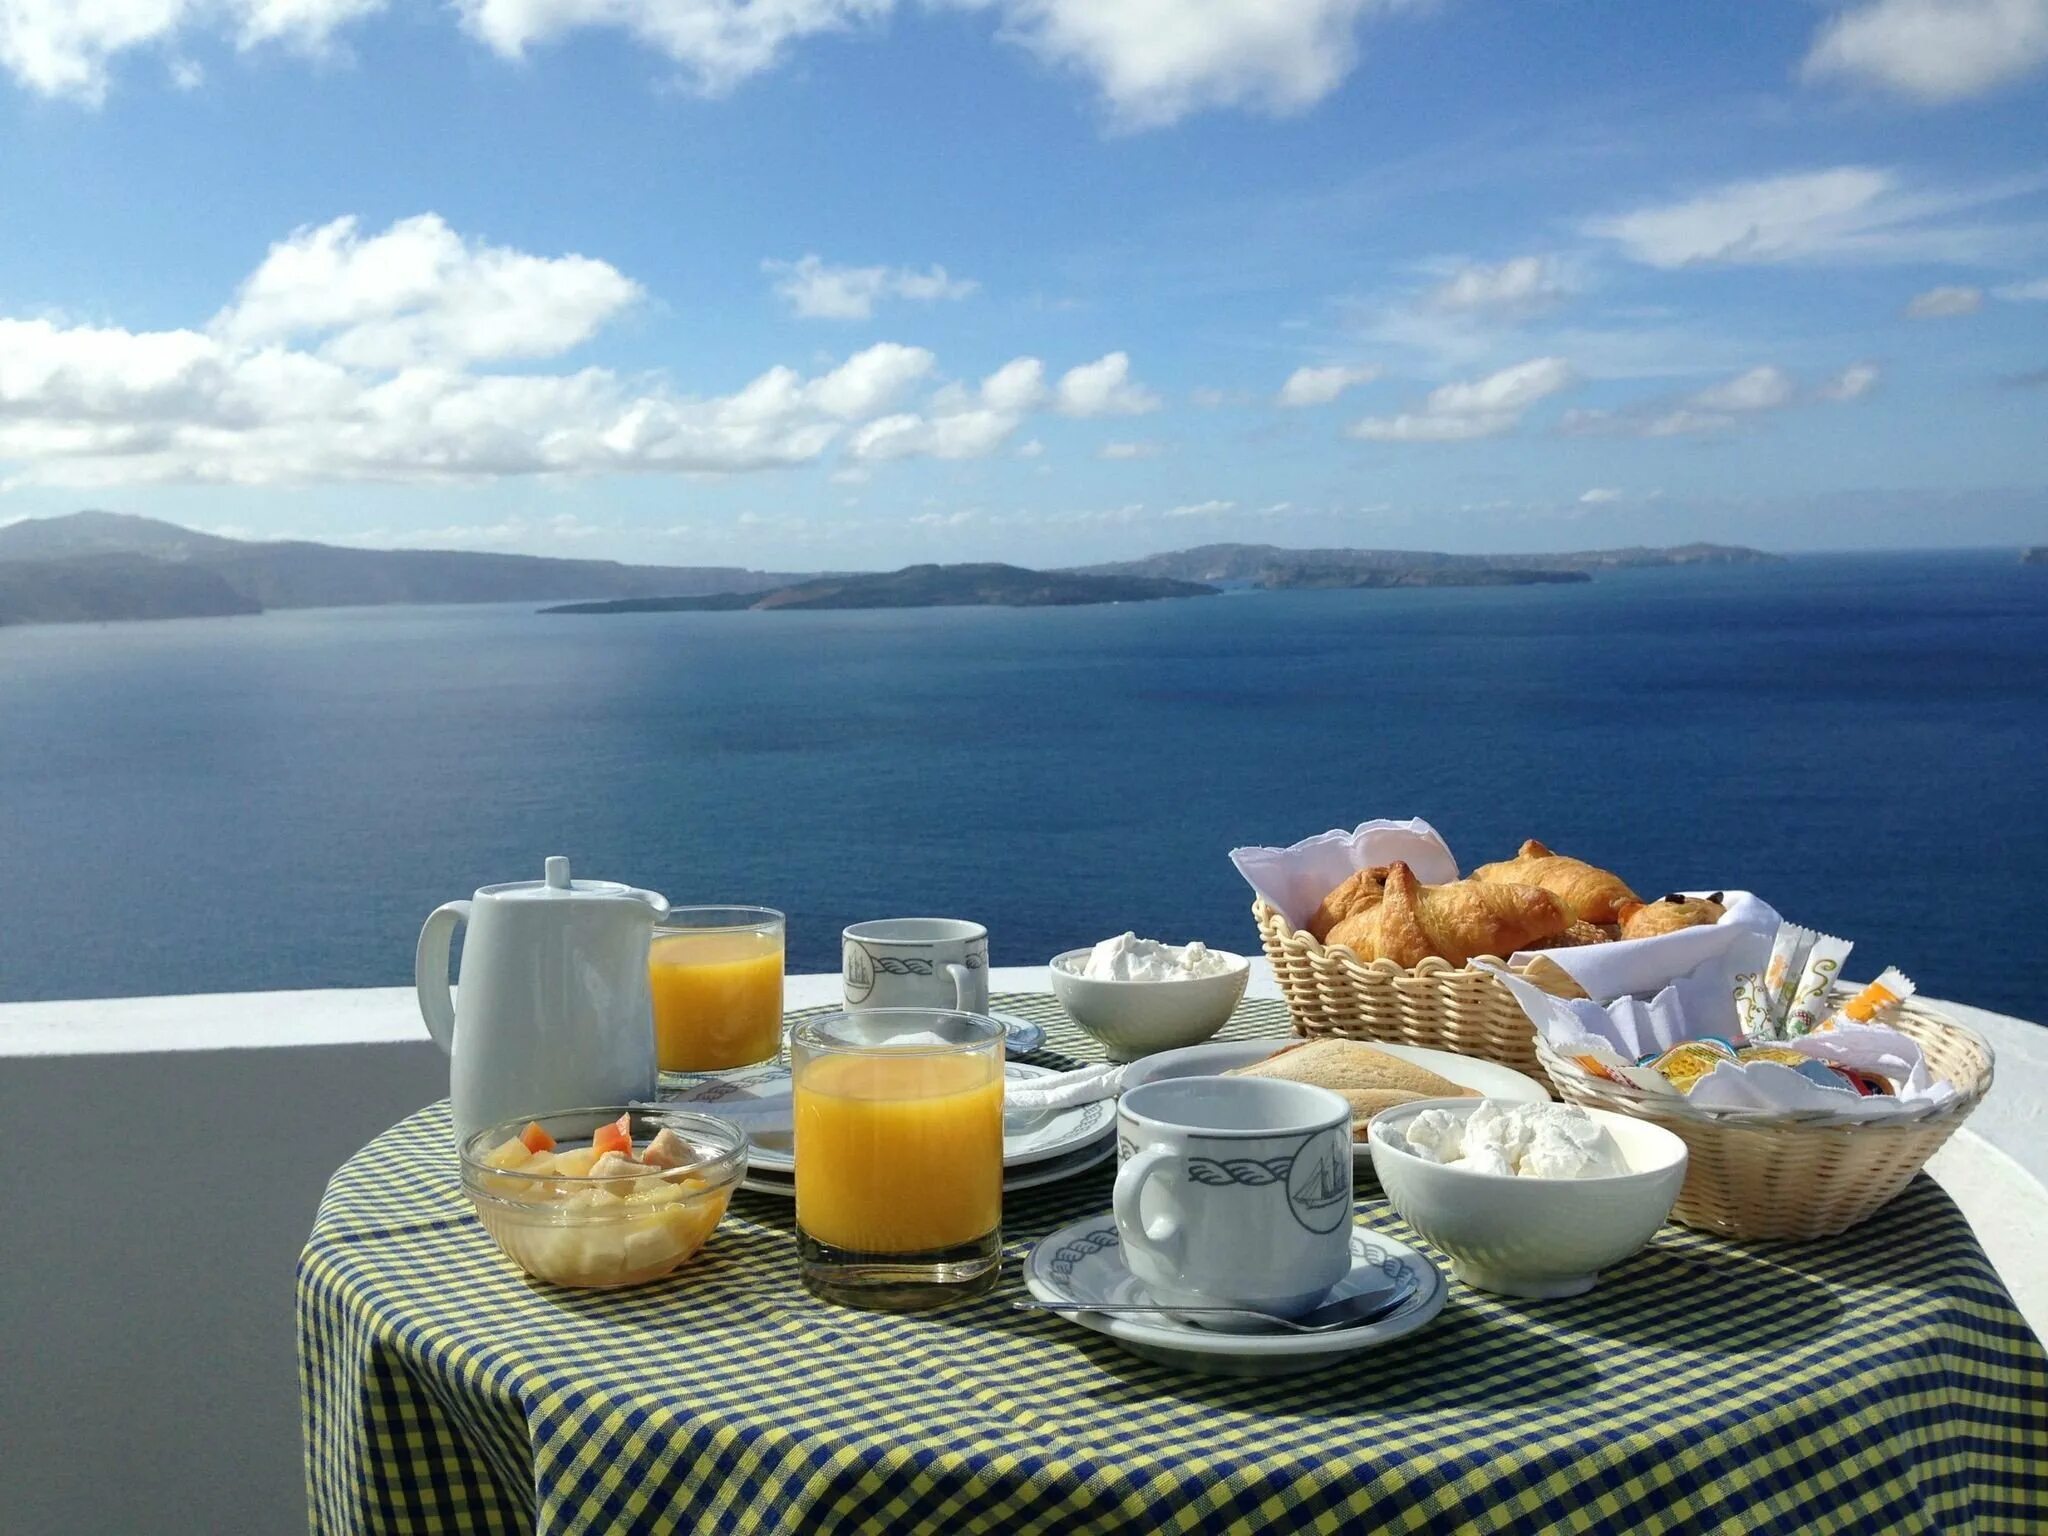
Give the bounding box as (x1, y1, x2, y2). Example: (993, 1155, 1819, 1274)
(1225, 1038, 1476, 1101)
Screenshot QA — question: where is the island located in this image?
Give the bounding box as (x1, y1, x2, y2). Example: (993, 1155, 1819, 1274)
(542, 563, 1219, 613)
(1249, 563, 1589, 590)
(0, 510, 1783, 627)
(1076, 541, 1778, 587)
(0, 510, 801, 627)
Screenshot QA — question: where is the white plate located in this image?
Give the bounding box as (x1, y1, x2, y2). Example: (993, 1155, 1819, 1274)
(1119, 1038, 1549, 1167)
(661, 1060, 1114, 1173)
(739, 1131, 1115, 1199)
(1024, 1215, 1445, 1377)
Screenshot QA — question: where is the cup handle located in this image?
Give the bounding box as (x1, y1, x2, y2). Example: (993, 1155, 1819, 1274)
(946, 963, 972, 1010)
(1113, 1145, 1184, 1261)
(415, 901, 470, 1058)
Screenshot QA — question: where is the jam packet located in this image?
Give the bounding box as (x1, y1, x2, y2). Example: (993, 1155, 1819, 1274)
(1643, 1038, 1738, 1093)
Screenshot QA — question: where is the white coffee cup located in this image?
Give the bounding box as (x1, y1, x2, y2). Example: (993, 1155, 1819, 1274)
(842, 918, 990, 1014)
(1115, 1077, 1354, 1318)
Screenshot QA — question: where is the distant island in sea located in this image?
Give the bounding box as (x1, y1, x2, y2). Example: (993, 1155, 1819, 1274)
(0, 508, 1782, 627)
(543, 564, 1215, 613)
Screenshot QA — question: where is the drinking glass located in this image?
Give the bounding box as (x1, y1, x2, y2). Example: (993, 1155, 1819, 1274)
(791, 1009, 1005, 1310)
(649, 907, 786, 1076)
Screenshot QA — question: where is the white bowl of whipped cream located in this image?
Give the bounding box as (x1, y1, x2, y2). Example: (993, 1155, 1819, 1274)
(1048, 934, 1250, 1062)
(1368, 1098, 1688, 1299)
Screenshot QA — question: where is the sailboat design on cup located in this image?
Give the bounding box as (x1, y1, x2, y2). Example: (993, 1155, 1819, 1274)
(1286, 1138, 1354, 1234)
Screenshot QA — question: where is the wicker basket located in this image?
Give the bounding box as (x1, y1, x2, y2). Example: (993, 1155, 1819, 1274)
(1536, 999, 1994, 1241)
(1253, 899, 1560, 1085)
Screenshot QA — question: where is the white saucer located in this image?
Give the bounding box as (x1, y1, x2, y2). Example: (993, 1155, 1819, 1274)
(1119, 1038, 1549, 1170)
(662, 1059, 1114, 1174)
(739, 1131, 1115, 1199)
(1024, 1215, 1446, 1377)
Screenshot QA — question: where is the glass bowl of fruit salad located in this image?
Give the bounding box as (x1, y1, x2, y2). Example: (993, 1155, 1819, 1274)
(460, 1106, 748, 1288)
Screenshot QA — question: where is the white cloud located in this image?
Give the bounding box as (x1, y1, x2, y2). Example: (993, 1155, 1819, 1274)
(0, 0, 382, 103)
(1164, 498, 1235, 517)
(1349, 356, 1574, 444)
(1803, 0, 2048, 103)
(983, 0, 1406, 130)
(1424, 255, 1568, 316)
(1350, 411, 1517, 443)
(1015, 437, 1045, 457)
(456, 0, 891, 96)
(1560, 361, 1874, 438)
(1994, 276, 2048, 300)
(1276, 363, 1379, 407)
(1055, 351, 1160, 416)
(0, 215, 991, 489)
(1583, 166, 2040, 268)
(6, 0, 1422, 124)
(846, 406, 1016, 461)
(214, 214, 643, 368)
(1578, 487, 1622, 504)
(1819, 362, 1882, 400)
(1097, 439, 1163, 459)
(762, 253, 978, 321)
(980, 356, 1048, 413)
(1421, 356, 1575, 416)
(1904, 284, 1985, 317)
(1691, 365, 1795, 414)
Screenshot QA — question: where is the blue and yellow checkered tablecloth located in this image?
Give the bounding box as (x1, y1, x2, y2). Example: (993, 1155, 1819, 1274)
(299, 995, 2048, 1535)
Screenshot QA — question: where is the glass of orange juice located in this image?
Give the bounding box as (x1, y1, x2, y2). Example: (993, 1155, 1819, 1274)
(649, 907, 786, 1076)
(791, 1009, 1005, 1310)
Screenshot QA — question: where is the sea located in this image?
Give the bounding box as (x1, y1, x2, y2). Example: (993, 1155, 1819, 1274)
(2, 550, 2043, 1024)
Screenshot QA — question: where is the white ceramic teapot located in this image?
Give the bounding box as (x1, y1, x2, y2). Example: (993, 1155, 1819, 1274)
(416, 856, 670, 1143)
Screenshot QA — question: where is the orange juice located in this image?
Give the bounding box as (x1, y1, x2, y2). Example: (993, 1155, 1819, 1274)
(793, 1052, 1003, 1253)
(649, 928, 784, 1071)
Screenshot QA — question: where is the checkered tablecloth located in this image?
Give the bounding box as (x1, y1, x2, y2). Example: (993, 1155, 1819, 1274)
(299, 995, 2048, 1535)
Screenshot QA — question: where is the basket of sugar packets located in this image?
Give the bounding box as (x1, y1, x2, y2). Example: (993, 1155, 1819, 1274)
(1495, 925, 1994, 1241)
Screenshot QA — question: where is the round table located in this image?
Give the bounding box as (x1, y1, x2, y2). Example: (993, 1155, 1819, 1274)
(298, 995, 2048, 1534)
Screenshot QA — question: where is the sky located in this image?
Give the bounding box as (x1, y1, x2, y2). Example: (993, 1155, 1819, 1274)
(0, 1, 2045, 568)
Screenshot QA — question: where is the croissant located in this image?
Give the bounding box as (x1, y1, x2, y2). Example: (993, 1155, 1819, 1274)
(1470, 839, 1640, 925)
(1307, 867, 1389, 941)
(1324, 862, 1571, 967)
(1617, 892, 1725, 940)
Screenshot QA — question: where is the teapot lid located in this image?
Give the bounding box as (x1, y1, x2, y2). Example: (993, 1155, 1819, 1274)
(476, 857, 667, 913)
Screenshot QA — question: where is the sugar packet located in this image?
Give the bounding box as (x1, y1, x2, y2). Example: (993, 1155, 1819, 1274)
(1750, 923, 1816, 1040)
(1782, 933, 1854, 1038)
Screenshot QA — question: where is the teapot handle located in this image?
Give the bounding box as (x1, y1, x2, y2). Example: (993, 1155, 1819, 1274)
(415, 901, 471, 1057)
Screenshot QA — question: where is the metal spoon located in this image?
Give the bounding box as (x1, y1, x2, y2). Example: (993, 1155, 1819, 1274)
(1015, 1271, 1417, 1334)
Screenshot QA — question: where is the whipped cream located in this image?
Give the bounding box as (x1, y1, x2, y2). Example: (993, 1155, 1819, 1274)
(1402, 1101, 1624, 1179)
(1077, 932, 1236, 982)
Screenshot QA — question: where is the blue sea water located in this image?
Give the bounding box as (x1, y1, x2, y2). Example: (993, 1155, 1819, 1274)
(1, 551, 2044, 1023)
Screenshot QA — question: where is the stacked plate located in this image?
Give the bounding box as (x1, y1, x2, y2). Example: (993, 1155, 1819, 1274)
(659, 1060, 1115, 1198)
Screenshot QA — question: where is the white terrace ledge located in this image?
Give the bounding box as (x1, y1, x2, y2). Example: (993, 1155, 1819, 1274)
(2, 966, 2043, 1535)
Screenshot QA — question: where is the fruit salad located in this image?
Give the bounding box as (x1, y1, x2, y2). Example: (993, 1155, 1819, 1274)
(463, 1111, 742, 1289)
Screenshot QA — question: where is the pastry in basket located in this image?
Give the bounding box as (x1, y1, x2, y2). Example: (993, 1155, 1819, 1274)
(1617, 893, 1725, 941)
(1471, 840, 1640, 925)
(1225, 1037, 1476, 1139)
(1525, 920, 1617, 950)
(1307, 867, 1389, 942)
(1324, 862, 1571, 967)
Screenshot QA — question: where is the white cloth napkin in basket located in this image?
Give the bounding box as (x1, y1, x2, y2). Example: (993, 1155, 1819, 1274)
(1487, 960, 1956, 1123)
